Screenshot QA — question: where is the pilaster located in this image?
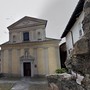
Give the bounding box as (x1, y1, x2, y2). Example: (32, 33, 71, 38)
(55, 46, 61, 68)
(43, 47, 49, 75)
(33, 48, 38, 75)
(8, 49, 12, 74)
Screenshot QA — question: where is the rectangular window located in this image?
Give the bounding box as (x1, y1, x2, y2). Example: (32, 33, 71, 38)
(79, 29, 82, 37)
(79, 29, 83, 39)
(23, 32, 29, 41)
(13, 35, 16, 43)
(68, 48, 72, 58)
(37, 32, 42, 40)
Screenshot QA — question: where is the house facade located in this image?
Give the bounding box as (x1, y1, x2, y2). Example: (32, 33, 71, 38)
(61, 0, 85, 84)
(61, 0, 85, 59)
(0, 16, 60, 77)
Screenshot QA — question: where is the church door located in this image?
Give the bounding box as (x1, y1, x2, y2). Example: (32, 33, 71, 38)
(23, 62, 31, 76)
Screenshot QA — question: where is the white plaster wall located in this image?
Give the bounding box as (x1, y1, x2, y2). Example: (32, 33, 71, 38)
(66, 32, 73, 58)
(66, 11, 84, 58)
(71, 11, 84, 44)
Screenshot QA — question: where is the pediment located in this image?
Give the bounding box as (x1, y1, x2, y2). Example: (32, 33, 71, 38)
(8, 16, 47, 30)
(14, 20, 38, 27)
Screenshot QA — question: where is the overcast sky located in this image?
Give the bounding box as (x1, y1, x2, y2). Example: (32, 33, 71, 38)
(0, 0, 79, 44)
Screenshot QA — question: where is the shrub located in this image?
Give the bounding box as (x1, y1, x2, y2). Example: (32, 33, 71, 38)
(55, 68, 67, 74)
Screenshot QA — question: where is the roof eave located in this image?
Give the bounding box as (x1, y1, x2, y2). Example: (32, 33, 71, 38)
(61, 0, 85, 38)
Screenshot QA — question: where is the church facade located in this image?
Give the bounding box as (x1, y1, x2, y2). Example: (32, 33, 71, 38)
(0, 16, 60, 77)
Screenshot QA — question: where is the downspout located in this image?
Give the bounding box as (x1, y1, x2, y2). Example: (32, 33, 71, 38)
(70, 31, 74, 47)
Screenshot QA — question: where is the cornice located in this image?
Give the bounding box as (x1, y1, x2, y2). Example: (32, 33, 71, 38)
(1, 40, 60, 50)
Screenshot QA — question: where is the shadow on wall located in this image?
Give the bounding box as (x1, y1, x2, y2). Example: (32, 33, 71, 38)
(59, 42, 67, 68)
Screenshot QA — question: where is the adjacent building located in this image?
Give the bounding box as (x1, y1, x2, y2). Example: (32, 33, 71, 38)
(61, 0, 85, 59)
(61, 0, 85, 84)
(0, 16, 60, 77)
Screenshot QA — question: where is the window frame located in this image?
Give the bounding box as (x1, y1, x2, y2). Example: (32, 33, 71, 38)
(37, 31, 41, 40)
(13, 35, 16, 43)
(23, 32, 29, 41)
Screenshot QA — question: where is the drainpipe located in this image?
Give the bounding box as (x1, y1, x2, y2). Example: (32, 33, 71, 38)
(70, 31, 74, 47)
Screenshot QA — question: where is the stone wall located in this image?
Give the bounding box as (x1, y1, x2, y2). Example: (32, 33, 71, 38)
(70, 0, 90, 76)
(65, 0, 90, 90)
(47, 0, 90, 90)
(47, 74, 85, 90)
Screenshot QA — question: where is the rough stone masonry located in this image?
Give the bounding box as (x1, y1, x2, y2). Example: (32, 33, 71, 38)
(48, 0, 90, 90)
(65, 0, 90, 90)
(71, 0, 90, 75)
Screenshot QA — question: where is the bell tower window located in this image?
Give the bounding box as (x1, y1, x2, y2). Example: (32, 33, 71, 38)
(23, 32, 29, 41)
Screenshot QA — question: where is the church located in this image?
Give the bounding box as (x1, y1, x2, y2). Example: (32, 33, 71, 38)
(0, 16, 60, 77)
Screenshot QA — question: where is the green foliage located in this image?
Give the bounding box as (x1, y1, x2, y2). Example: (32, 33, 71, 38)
(55, 68, 67, 74)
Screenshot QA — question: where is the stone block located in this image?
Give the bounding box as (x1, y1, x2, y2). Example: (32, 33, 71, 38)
(73, 37, 89, 55)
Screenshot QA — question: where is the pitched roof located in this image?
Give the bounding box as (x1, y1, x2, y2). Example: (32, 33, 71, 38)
(7, 16, 47, 30)
(61, 0, 85, 38)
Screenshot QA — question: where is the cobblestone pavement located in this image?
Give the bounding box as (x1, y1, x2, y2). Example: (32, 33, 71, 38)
(11, 77, 49, 90)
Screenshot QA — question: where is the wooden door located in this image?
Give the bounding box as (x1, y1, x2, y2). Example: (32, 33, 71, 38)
(23, 62, 31, 76)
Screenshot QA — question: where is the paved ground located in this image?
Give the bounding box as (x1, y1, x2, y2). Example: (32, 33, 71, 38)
(11, 77, 48, 90)
(0, 77, 61, 90)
